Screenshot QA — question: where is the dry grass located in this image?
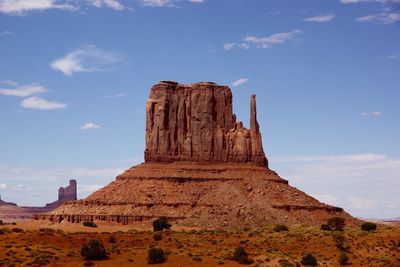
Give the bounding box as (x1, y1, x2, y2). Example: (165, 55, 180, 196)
(0, 220, 399, 266)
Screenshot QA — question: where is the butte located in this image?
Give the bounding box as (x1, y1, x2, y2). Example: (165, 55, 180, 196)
(37, 81, 357, 228)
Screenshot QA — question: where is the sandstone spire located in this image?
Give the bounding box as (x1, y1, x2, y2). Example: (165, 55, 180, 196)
(144, 81, 268, 166)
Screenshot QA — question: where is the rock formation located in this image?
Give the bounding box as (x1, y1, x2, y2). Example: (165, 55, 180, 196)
(0, 180, 77, 220)
(44, 179, 77, 209)
(145, 81, 267, 166)
(0, 194, 17, 206)
(36, 82, 358, 228)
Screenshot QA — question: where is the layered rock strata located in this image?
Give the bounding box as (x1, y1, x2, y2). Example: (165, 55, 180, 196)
(36, 82, 358, 228)
(145, 81, 267, 166)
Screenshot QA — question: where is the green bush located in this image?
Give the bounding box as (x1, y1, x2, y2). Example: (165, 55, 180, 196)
(320, 224, 331, 231)
(361, 222, 377, 232)
(153, 217, 171, 232)
(327, 217, 345, 231)
(338, 251, 349, 265)
(147, 247, 166, 264)
(273, 224, 289, 232)
(153, 232, 162, 241)
(332, 233, 346, 250)
(83, 221, 97, 228)
(233, 246, 254, 265)
(80, 239, 107, 260)
(301, 253, 317, 266)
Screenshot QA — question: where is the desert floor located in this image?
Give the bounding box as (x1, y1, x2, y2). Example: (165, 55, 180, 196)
(0, 219, 399, 267)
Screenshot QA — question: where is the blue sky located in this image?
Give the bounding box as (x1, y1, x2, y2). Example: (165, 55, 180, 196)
(0, 0, 399, 219)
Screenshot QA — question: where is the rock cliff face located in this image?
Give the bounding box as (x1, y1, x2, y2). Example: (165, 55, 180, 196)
(145, 81, 267, 166)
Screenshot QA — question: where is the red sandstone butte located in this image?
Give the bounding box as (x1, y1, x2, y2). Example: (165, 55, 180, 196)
(35, 82, 358, 228)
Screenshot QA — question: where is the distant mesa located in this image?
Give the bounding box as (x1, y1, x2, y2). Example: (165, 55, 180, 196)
(36, 82, 357, 228)
(0, 194, 17, 206)
(0, 179, 77, 221)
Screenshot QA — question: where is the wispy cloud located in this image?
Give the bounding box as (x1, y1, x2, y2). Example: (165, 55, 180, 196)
(340, 0, 400, 3)
(139, 0, 205, 7)
(81, 122, 101, 130)
(362, 111, 382, 117)
(225, 29, 303, 50)
(0, 0, 127, 15)
(86, 0, 125, 10)
(356, 12, 400, 24)
(0, 83, 47, 97)
(304, 14, 335, 22)
(271, 153, 400, 218)
(20, 97, 67, 110)
(0, 0, 77, 15)
(106, 93, 126, 98)
(0, 30, 12, 36)
(50, 45, 121, 76)
(0, 183, 7, 190)
(231, 78, 249, 87)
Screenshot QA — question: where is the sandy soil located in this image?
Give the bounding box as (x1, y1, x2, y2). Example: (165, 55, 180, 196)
(0, 220, 399, 266)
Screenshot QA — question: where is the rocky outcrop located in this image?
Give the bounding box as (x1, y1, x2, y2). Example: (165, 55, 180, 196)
(145, 81, 267, 166)
(36, 81, 358, 228)
(44, 179, 77, 209)
(0, 195, 17, 206)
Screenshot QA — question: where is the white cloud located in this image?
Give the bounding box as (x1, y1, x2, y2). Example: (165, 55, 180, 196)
(362, 111, 382, 117)
(225, 29, 303, 50)
(50, 45, 121, 76)
(86, 0, 124, 10)
(140, 0, 205, 7)
(140, 0, 173, 7)
(304, 14, 335, 22)
(0, 0, 77, 15)
(20, 97, 67, 110)
(0, 183, 7, 189)
(231, 78, 249, 87)
(356, 13, 400, 24)
(0, 80, 18, 86)
(106, 93, 126, 98)
(0, 83, 47, 97)
(271, 153, 400, 218)
(340, 0, 400, 3)
(81, 122, 101, 130)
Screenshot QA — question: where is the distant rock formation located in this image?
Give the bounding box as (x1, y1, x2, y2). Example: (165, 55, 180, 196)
(44, 179, 77, 209)
(37, 82, 358, 228)
(0, 180, 78, 221)
(145, 81, 267, 166)
(0, 195, 17, 206)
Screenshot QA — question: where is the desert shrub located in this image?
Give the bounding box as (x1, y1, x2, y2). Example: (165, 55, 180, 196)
(273, 224, 289, 232)
(361, 222, 377, 232)
(0, 227, 11, 234)
(147, 247, 166, 264)
(301, 253, 317, 266)
(108, 236, 116, 243)
(153, 232, 162, 241)
(0, 220, 2, 225)
(332, 233, 346, 250)
(338, 251, 349, 265)
(327, 217, 345, 231)
(80, 239, 107, 260)
(83, 221, 97, 228)
(321, 224, 331, 231)
(153, 217, 171, 232)
(11, 228, 24, 233)
(233, 246, 254, 264)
